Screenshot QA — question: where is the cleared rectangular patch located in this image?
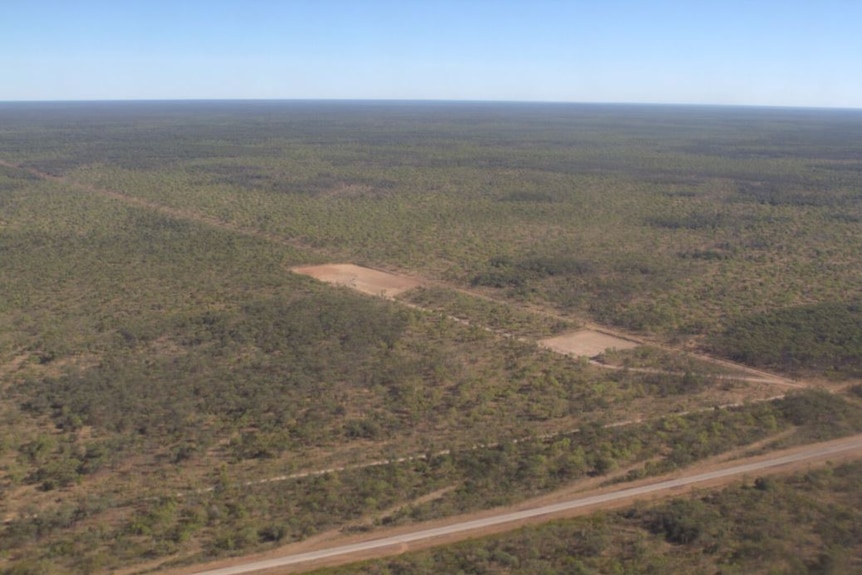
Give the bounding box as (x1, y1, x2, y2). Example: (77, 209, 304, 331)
(539, 329, 639, 358)
(292, 264, 422, 298)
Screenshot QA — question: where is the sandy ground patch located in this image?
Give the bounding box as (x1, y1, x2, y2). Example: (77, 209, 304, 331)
(292, 264, 422, 298)
(540, 329, 639, 357)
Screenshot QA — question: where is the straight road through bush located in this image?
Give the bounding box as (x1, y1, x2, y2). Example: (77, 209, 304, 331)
(188, 434, 862, 575)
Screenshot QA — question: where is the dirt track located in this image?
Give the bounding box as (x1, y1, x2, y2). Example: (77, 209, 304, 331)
(0, 160, 328, 256)
(5, 159, 827, 575)
(0, 159, 806, 391)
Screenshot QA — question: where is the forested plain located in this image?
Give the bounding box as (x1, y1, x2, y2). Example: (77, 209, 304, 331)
(1, 102, 861, 574)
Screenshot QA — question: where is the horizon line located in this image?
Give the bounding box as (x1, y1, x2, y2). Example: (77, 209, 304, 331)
(1, 97, 860, 112)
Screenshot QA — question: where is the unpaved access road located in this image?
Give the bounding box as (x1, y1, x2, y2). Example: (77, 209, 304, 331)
(1, 159, 802, 392)
(182, 434, 862, 575)
(0, 160, 329, 257)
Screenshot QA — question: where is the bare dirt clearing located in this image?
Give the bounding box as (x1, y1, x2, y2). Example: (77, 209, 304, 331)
(540, 329, 640, 357)
(292, 264, 422, 298)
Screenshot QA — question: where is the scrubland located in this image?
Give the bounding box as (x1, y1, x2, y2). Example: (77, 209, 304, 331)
(1, 102, 861, 573)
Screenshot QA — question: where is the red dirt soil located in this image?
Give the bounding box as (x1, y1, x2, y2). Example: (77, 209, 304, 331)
(292, 264, 422, 298)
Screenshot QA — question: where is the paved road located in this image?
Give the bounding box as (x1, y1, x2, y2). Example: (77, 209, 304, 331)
(5, 158, 824, 575)
(191, 435, 862, 575)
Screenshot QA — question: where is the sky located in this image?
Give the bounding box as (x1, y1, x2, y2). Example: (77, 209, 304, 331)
(3, 0, 861, 108)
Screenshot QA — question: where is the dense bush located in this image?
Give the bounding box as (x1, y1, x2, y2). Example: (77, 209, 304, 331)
(710, 302, 862, 377)
(323, 459, 862, 575)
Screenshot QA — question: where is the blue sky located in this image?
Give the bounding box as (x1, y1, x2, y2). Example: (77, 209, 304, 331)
(3, 0, 861, 107)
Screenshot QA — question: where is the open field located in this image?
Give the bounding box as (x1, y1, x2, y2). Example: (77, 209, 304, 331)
(539, 329, 640, 358)
(292, 264, 422, 298)
(1, 101, 861, 574)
